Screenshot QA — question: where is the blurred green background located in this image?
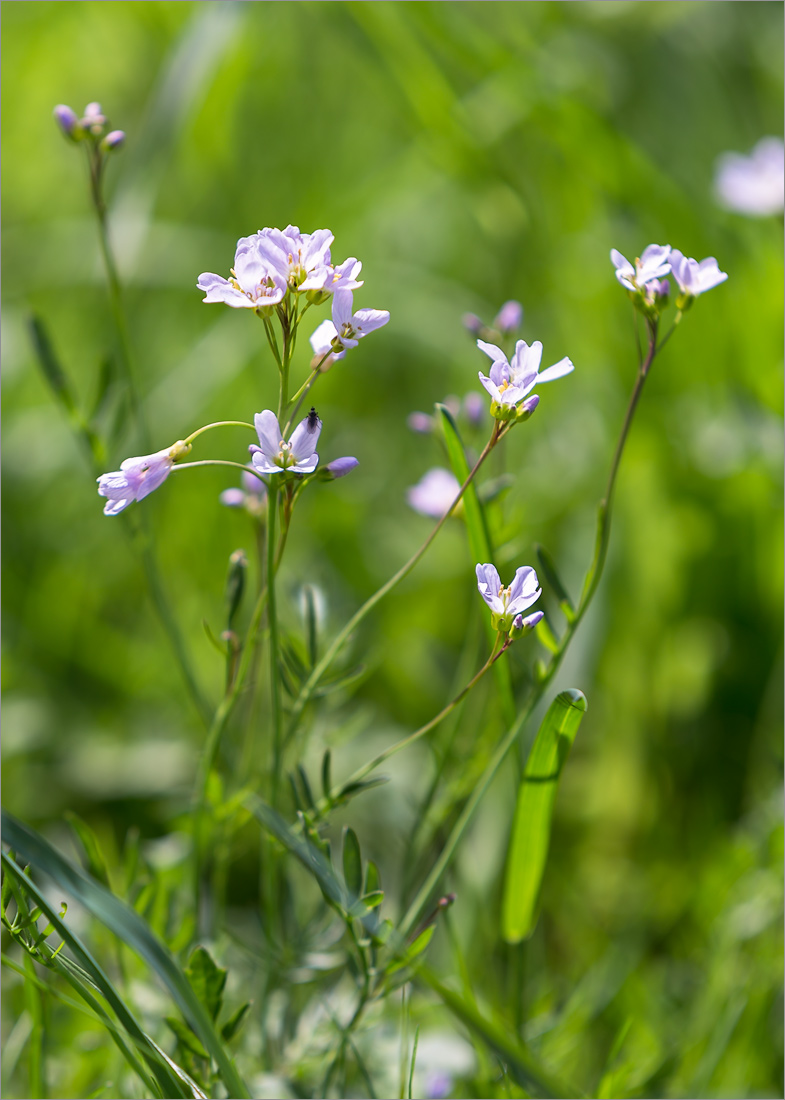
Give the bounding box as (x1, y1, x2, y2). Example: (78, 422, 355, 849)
(2, 2, 782, 1097)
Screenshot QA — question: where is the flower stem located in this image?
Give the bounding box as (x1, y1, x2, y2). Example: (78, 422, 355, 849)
(320, 636, 508, 810)
(183, 420, 256, 446)
(267, 485, 284, 809)
(284, 425, 502, 739)
(399, 332, 660, 936)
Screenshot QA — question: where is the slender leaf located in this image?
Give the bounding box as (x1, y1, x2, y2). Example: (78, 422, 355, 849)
(342, 827, 363, 900)
(535, 543, 575, 615)
(64, 812, 111, 889)
(221, 1001, 250, 1043)
(165, 1015, 210, 1060)
(185, 946, 226, 1023)
(437, 404, 515, 724)
(321, 749, 332, 801)
(1, 811, 250, 1099)
(501, 689, 587, 943)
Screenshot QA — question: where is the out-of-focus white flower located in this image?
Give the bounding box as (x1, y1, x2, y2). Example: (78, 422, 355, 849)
(407, 468, 460, 517)
(715, 138, 784, 217)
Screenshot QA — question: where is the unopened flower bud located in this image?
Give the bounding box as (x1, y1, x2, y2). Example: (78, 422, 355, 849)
(225, 549, 247, 630)
(509, 609, 544, 639)
(407, 411, 433, 434)
(101, 129, 125, 152)
(320, 456, 359, 480)
(493, 299, 523, 335)
(462, 312, 484, 335)
(515, 394, 540, 422)
(53, 104, 80, 139)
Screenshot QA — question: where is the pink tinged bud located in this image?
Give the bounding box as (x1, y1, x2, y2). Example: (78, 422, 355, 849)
(493, 300, 523, 334)
(462, 312, 484, 335)
(325, 456, 359, 478)
(53, 104, 79, 137)
(101, 129, 125, 151)
(407, 412, 433, 434)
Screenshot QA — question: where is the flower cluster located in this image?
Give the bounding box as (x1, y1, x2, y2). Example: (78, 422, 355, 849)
(611, 244, 727, 315)
(198, 226, 365, 312)
(54, 101, 125, 151)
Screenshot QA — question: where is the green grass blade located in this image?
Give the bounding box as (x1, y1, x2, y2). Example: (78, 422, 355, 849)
(437, 404, 515, 725)
(2, 812, 250, 1099)
(2, 852, 186, 1099)
(419, 965, 583, 1098)
(501, 689, 587, 943)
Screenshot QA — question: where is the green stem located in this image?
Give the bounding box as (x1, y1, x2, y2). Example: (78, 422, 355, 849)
(400, 333, 659, 936)
(183, 420, 256, 445)
(322, 637, 507, 810)
(267, 485, 283, 808)
(284, 424, 502, 739)
(283, 358, 328, 435)
(172, 458, 267, 482)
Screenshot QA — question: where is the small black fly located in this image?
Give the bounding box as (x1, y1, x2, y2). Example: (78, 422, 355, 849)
(307, 407, 320, 430)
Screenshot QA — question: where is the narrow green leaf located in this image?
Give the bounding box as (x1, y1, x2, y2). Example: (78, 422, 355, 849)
(501, 689, 587, 943)
(165, 1016, 210, 1060)
(185, 946, 227, 1023)
(364, 859, 380, 896)
(419, 966, 583, 1098)
(302, 584, 319, 667)
(321, 749, 332, 801)
(65, 812, 111, 889)
(297, 764, 315, 811)
(1, 858, 15, 918)
(535, 543, 575, 614)
(342, 827, 363, 900)
(221, 1001, 250, 1042)
(28, 314, 77, 413)
(388, 925, 435, 974)
(361, 890, 384, 910)
(336, 776, 389, 802)
(437, 404, 515, 725)
(1, 812, 250, 1099)
(249, 797, 346, 910)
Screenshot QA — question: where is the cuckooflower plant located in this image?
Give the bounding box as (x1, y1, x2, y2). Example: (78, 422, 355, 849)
(252, 409, 321, 475)
(475, 562, 542, 632)
(477, 338, 573, 419)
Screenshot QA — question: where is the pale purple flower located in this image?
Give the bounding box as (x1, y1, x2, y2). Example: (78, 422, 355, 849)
(476, 563, 541, 629)
(322, 257, 364, 294)
(462, 392, 485, 427)
(610, 245, 671, 292)
(477, 339, 573, 411)
(97, 448, 174, 515)
(198, 234, 287, 310)
(309, 289, 389, 355)
(310, 318, 346, 362)
(669, 250, 728, 298)
(493, 299, 523, 334)
(715, 138, 784, 217)
(407, 411, 434, 434)
(407, 468, 460, 518)
(256, 225, 335, 292)
(252, 409, 321, 475)
(425, 1071, 452, 1100)
(81, 102, 106, 134)
(220, 470, 267, 513)
(462, 312, 484, 335)
(53, 104, 79, 137)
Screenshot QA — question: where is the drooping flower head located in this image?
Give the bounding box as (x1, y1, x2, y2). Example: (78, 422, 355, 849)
(309, 289, 390, 357)
(477, 338, 573, 420)
(97, 440, 190, 515)
(669, 250, 728, 302)
(610, 244, 672, 292)
(407, 468, 461, 518)
(476, 562, 542, 632)
(715, 138, 784, 217)
(251, 409, 321, 475)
